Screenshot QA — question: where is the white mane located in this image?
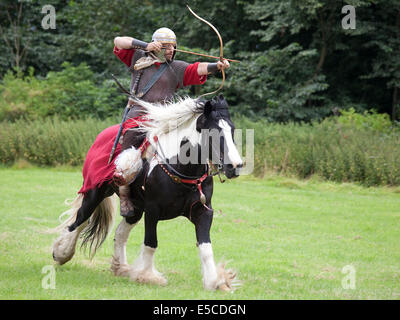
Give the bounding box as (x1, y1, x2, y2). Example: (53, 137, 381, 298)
(134, 96, 202, 136)
(133, 96, 204, 159)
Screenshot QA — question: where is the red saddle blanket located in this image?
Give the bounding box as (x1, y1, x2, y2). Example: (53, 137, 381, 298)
(78, 117, 145, 194)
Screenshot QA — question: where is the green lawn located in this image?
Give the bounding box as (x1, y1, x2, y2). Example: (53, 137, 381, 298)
(0, 167, 399, 299)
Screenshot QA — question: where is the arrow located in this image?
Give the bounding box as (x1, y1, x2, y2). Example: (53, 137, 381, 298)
(170, 48, 240, 63)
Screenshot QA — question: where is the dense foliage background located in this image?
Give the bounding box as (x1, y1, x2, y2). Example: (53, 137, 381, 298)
(1, 0, 399, 122)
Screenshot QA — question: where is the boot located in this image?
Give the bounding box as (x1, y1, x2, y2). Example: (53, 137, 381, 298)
(119, 185, 135, 218)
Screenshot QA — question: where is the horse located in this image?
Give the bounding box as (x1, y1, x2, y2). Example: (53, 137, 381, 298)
(51, 94, 243, 291)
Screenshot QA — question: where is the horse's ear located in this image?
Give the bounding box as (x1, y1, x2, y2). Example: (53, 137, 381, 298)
(217, 94, 228, 107)
(196, 114, 206, 132)
(204, 100, 212, 117)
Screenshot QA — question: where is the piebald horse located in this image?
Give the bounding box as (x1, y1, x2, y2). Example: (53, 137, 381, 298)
(52, 95, 242, 291)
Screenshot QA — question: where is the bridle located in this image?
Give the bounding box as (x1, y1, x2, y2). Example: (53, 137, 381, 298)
(153, 118, 227, 205)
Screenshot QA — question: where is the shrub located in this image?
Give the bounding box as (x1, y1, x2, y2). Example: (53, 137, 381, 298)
(0, 117, 116, 166)
(325, 107, 394, 133)
(0, 63, 125, 122)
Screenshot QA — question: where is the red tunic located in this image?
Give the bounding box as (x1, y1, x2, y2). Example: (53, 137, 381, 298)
(113, 46, 207, 87)
(78, 117, 146, 194)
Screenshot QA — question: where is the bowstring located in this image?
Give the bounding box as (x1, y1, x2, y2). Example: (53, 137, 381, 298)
(160, 8, 187, 89)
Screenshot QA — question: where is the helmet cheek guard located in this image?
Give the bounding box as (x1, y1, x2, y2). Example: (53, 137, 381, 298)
(171, 44, 177, 61)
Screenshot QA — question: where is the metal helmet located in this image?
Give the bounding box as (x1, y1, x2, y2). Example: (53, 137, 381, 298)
(151, 27, 177, 46)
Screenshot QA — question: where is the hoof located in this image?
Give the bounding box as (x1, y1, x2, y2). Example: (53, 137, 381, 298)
(52, 229, 81, 266)
(130, 270, 168, 286)
(52, 250, 74, 265)
(217, 283, 232, 292)
(110, 256, 131, 277)
(215, 262, 241, 292)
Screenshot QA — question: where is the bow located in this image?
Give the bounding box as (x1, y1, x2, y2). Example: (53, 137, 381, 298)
(187, 5, 225, 98)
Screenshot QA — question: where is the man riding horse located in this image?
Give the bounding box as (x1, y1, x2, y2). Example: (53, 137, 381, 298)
(112, 27, 230, 218)
(52, 16, 242, 290)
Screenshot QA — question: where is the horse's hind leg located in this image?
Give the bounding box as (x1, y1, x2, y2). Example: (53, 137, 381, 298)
(68, 184, 113, 232)
(52, 184, 113, 265)
(111, 210, 143, 277)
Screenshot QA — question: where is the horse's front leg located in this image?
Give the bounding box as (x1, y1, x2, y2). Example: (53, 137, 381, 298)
(194, 206, 238, 291)
(128, 208, 167, 286)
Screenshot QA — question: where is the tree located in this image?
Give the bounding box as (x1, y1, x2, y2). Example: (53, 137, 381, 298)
(1, 0, 398, 122)
(233, 0, 398, 122)
(360, 1, 400, 121)
(0, 0, 71, 77)
(0, 1, 30, 71)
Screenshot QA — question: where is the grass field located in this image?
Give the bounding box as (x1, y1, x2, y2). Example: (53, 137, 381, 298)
(0, 167, 399, 300)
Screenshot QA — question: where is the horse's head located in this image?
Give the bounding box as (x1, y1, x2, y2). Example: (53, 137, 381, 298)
(196, 95, 243, 179)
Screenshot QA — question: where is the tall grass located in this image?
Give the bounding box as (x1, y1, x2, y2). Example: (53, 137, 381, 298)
(234, 114, 400, 186)
(0, 113, 399, 186)
(0, 117, 116, 166)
